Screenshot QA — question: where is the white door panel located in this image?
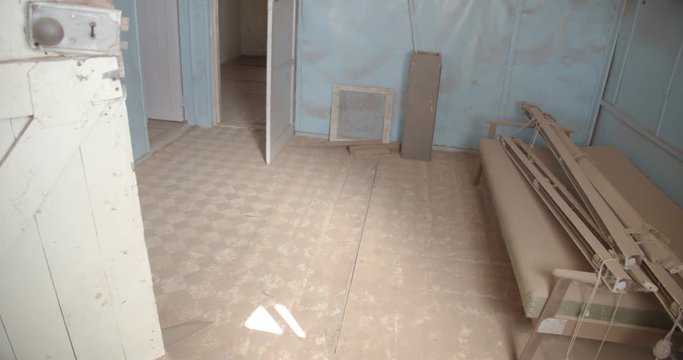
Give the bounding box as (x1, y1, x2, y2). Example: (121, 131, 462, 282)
(0, 1, 164, 356)
(270, 63, 293, 137)
(0, 63, 33, 119)
(266, 0, 297, 164)
(0, 221, 76, 359)
(137, 0, 184, 121)
(0, 56, 164, 359)
(270, 0, 294, 66)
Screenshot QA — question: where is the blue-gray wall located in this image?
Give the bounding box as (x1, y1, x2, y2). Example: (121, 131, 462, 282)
(592, 0, 683, 207)
(115, 0, 150, 160)
(179, 0, 215, 128)
(294, 0, 622, 149)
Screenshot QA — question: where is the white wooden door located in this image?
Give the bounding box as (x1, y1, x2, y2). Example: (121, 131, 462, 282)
(266, 0, 297, 164)
(137, 0, 184, 121)
(0, 1, 163, 359)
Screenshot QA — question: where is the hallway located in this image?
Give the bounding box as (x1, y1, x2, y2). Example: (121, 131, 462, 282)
(220, 57, 267, 129)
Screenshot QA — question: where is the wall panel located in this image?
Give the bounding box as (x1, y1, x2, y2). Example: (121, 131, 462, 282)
(658, 47, 683, 149)
(612, 0, 683, 133)
(592, 0, 683, 207)
(594, 109, 683, 206)
(603, 0, 638, 101)
(502, 0, 621, 142)
(295, 0, 621, 149)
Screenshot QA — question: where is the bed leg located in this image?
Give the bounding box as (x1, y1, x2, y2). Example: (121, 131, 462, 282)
(518, 278, 572, 360)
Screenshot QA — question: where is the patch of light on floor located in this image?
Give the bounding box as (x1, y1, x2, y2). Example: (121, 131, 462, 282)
(244, 306, 283, 335)
(244, 304, 306, 339)
(275, 304, 306, 339)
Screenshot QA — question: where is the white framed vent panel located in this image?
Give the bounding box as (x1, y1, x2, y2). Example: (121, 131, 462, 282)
(330, 84, 394, 143)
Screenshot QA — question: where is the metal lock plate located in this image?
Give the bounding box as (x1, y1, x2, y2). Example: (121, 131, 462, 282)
(28, 2, 121, 55)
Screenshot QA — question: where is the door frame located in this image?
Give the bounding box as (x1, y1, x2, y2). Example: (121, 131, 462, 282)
(210, 0, 221, 127)
(177, 0, 220, 128)
(206, 0, 298, 162)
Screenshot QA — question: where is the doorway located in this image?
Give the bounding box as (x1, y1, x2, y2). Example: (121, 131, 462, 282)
(216, 0, 298, 164)
(218, 0, 268, 129)
(129, 0, 296, 163)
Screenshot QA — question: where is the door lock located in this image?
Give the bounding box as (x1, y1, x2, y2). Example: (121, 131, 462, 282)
(89, 22, 96, 39)
(27, 2, 121, 55)
(31, 17, 64, 46)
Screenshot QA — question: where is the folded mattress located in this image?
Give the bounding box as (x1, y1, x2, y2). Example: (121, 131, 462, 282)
(480, 138, 683, 329)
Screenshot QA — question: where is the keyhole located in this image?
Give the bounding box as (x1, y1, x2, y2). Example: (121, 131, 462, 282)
(89, 22, 96, 39)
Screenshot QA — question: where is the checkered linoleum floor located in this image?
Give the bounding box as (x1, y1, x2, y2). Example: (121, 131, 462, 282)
(135, 126, 651, 359)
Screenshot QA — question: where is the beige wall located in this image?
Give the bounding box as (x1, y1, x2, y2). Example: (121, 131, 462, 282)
(219, 0, 241, 63)
(239, 0, 267, 56)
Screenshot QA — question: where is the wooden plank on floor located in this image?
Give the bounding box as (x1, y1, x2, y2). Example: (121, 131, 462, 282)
(348, 143, 400, 155)
(302, 139, 385, 147)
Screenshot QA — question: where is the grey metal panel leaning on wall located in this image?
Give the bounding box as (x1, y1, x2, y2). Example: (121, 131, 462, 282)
(401, 51, 442, 161)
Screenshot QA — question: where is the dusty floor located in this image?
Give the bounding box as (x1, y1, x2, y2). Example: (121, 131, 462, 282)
(220, 57, 267, 128)
(148, 119, 187, 149)
(135, 125, 652, 359)
(137, 53, 651, 360)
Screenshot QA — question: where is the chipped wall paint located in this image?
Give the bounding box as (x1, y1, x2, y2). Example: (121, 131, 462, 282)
(294, 0, 621, 149)
(592, 0, 683, 207)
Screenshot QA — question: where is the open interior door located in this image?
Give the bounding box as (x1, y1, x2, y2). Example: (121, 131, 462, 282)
(266, 0, 297, 164)
(137, 0, 184, 122)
